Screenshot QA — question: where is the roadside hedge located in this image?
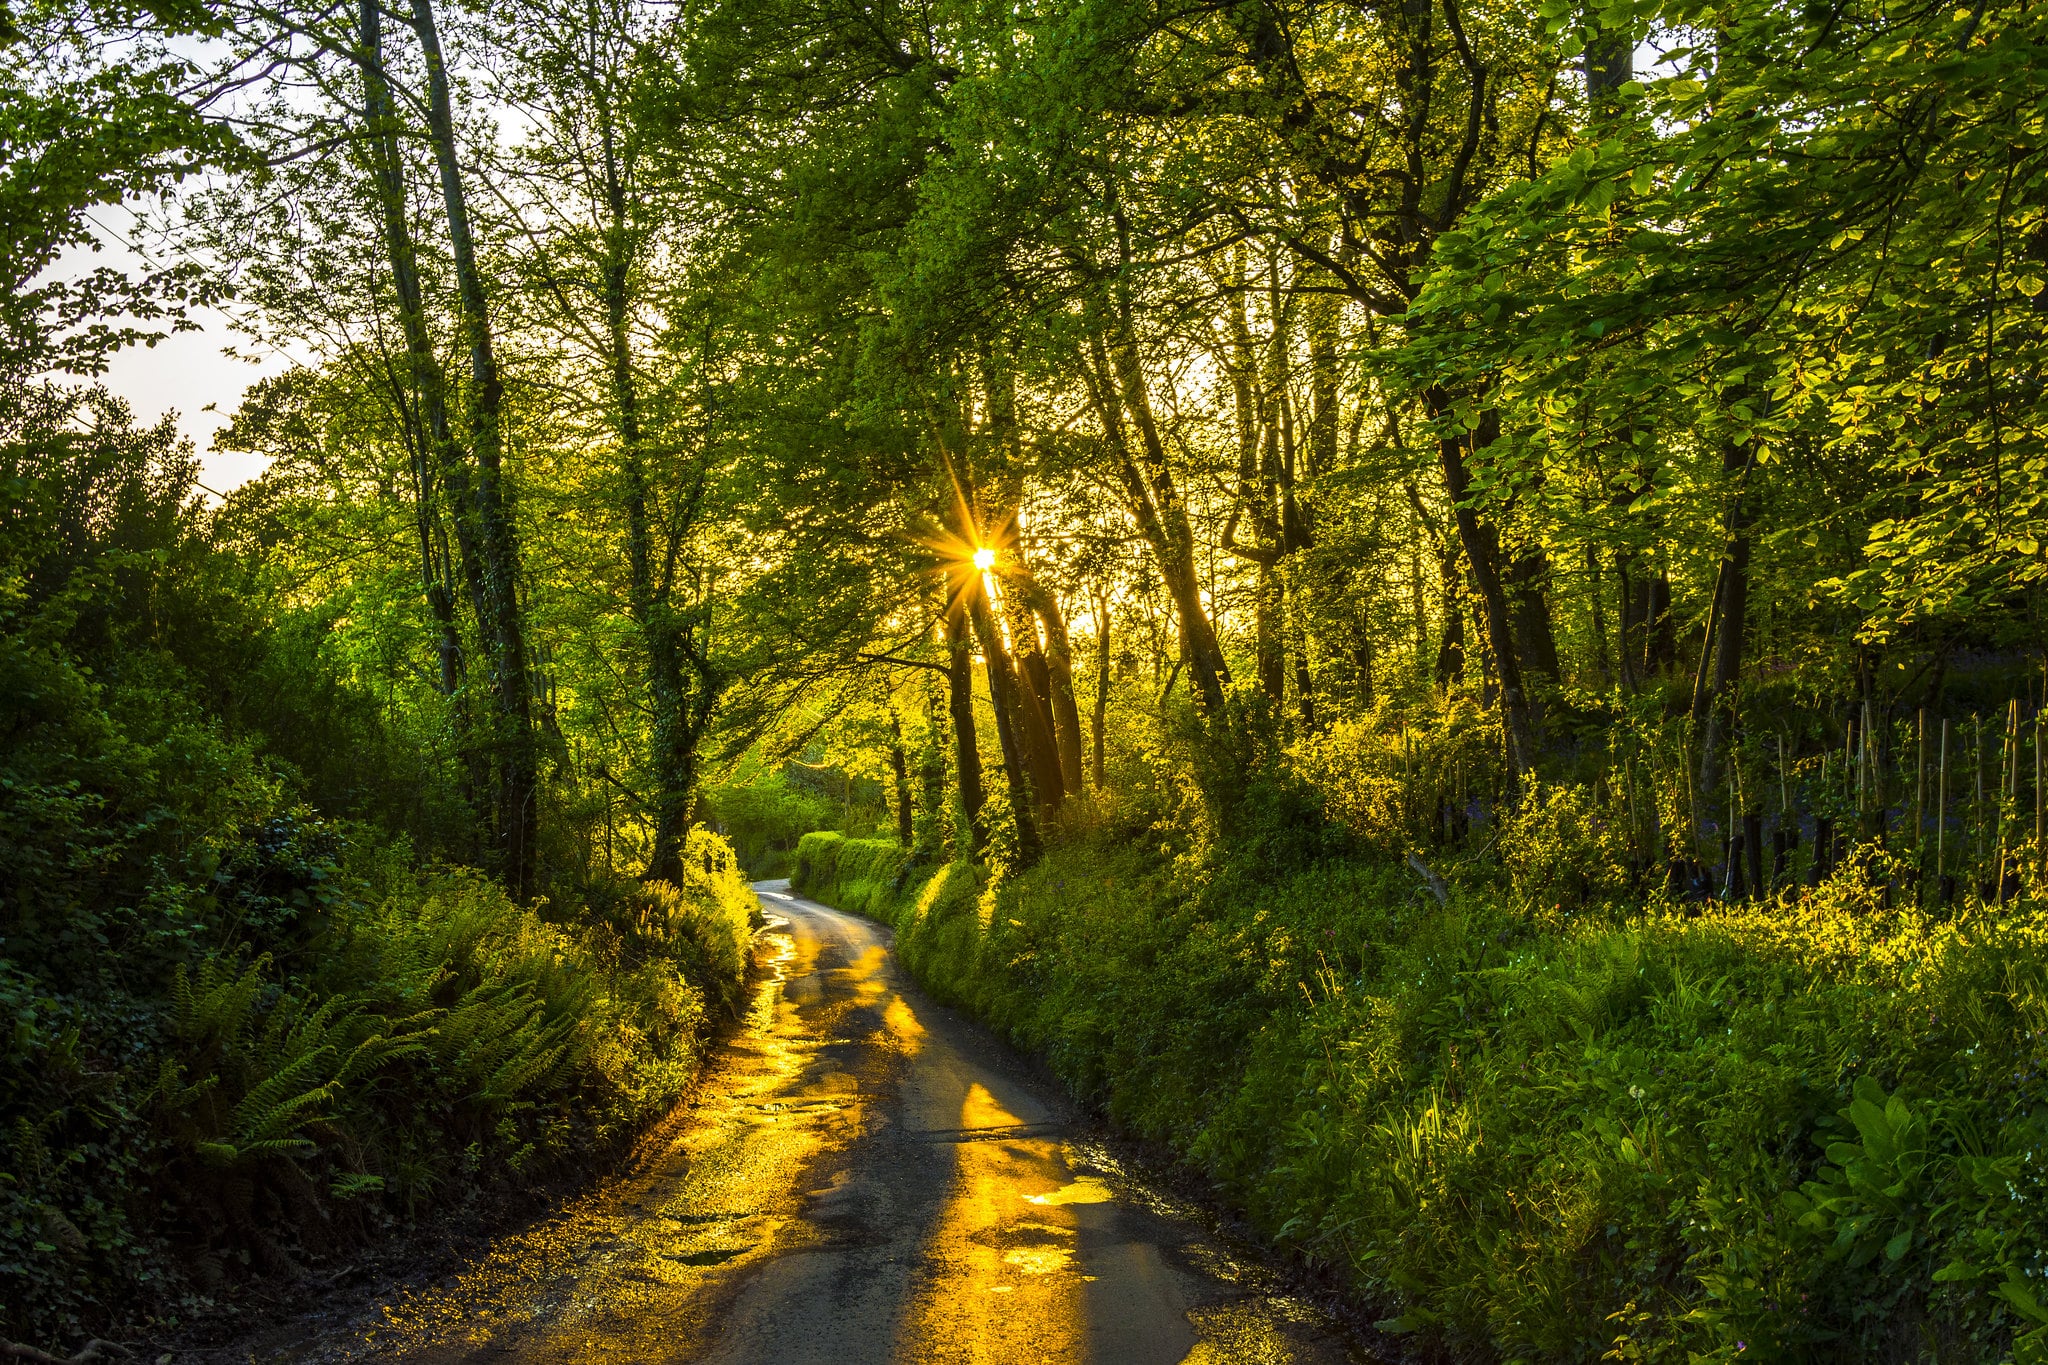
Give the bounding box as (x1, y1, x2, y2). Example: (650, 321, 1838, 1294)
(791, 831, 913, 918)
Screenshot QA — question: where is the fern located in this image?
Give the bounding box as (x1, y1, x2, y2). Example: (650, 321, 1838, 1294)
(155, 961, 409, 1168)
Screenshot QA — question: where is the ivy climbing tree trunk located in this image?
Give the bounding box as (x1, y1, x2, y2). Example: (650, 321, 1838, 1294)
(354, 0, 487, 834)
(409, 0, 536, 899)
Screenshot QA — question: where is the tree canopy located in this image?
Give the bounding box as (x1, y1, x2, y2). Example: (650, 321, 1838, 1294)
(6, 0, 2048, 1347)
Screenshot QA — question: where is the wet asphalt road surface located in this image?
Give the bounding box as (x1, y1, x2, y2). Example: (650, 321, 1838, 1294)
(229, 882, 1368, 1363)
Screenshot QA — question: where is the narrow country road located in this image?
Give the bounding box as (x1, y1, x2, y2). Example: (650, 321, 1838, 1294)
(231, 883, 1367, 1364)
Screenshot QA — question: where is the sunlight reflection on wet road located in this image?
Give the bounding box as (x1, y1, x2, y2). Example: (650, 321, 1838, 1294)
(237, 883, 1367, 1364)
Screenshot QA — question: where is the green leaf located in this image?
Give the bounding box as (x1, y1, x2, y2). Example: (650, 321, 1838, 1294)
(1997, 1277, 2048, 1326)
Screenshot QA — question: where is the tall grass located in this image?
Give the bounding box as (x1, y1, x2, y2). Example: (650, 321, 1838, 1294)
(795, 826, 2048, 1362)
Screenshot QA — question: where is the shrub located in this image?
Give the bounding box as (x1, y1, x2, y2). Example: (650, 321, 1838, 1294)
(0, 395, 760, 1346)
(1498, 777, 1638, 913)
(1291, 697, 1502, 857)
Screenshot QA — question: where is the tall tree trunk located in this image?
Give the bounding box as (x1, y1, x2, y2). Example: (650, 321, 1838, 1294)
(1293, 592, 1318, 730)
(888, 704, 914, 847)
(919, 673, 949, 848)
(409, 0, 535, 898)
(1079, 329, 1230, 711)
(1000, 582, 1065, 802)
(1646, 570, 1676, 673)
(1430, 391, 1535, 786)
(1616, 547, 1642, 691)
(1587, 543, 1612, 682)
(939, 385, 1067, 823)
(1435, 541, 1466, 688)
(1255, 563, 1286, 702)
(943, 604, 987, 857)
(594, 100, 705, 887)
(1506, 547, 1562, 686)
(356, 0, 485, 820)
(1220, 257, 1294, 711)
(1015, 571, 1085, 794)
(1306, 287, 1341, 481)
(1693, 436, 1758, 841)
(1091, 591, 1111, 790)
(937, 444, 1066, 827)
(1583, 5, 1633, 102)
(965, 589, 1043, 861)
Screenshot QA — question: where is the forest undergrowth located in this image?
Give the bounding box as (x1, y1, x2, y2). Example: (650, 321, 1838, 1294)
(0, 399, 757, 1348)
(793, 721, 2048, 1365)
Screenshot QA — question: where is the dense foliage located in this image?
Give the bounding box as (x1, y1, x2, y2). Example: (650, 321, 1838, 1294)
(0, 391, 755, 1343)
(10, 0, 2048, 1345)
(797, 811, 2048, 1362)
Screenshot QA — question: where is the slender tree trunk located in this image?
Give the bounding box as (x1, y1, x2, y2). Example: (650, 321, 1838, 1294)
(356, 0, 489, 823)
(1306, 287, 1341, 480)
(937, 394, 1066, 823)
(943, 604, 987, 857)
(1016, 572, 1085, 794)
(1583, 2, 1633, 101)
(367, 205, 464, 697)
(1587, 544, 1612, 682)
(1646, 570, 1676, 673)
(939, 455, 1065, 826)
(965, 590, 1043, 860)
(888, 705, 914, 847)
(1616, 547, 1642, 691)
(1000, 583, 1066, 801)
(1091, 591, 1111, 789)
(1293, 593, 1318, 730)
(1693, 436, 1758, 837)
(1689, 560, 1729, 720)
(592, 103, 705, 887)
(1080, 330, 1230, 711)
(1091, 219, 1232, 709)
(1255, 563, 1286, 703)
(409, 0, 535, 898)
(1435, 541, 1466, 687)
(1430, 391, 1534, 786)
(1506, 547, 1561, 687)
(919, 673, 949, 848)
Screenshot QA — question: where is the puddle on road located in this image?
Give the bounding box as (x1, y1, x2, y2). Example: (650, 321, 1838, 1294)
(1024, 1175, 1114, 1207)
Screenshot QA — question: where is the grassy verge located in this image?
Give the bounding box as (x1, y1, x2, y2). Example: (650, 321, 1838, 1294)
(793, 828, 2048, 1362)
